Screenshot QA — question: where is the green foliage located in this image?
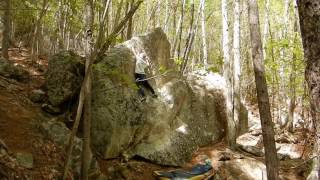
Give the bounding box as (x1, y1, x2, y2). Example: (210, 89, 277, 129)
(264, 30, 305, 100)
(208, 66, 220, 73)
(173, 57, 183, 66)
(158, 65, 167, 74)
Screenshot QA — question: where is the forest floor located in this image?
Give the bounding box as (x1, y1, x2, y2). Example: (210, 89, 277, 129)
(0, 48, 311, 179)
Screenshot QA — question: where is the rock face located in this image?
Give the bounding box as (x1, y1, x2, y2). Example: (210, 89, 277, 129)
(45, 51, 84, 106)
(90, 28, 247, 166)
(45, 28, 248, 166)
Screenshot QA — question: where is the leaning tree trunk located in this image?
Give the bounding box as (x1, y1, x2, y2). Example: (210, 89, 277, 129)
(81, 0, 94, 179)
(297, 0, 320, 179)
(248, 0, 280, 180)
(2, 0, 11, 59)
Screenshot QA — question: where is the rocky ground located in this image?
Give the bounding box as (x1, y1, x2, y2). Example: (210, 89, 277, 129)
(0, 48, 313, 180)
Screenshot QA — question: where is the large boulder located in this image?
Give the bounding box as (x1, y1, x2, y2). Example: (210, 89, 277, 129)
(90, 28, 247, 166)
(45, 28, 248, 166)
(46, 51, 84, 106)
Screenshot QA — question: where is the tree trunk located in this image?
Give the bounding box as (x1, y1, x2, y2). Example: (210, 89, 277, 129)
(286, 0, 300, 132)
(126, 0, 135, 40)
(297, 0, 320, 179)
(233, 0, 241, 135)
(181, 0, 201, 74)
(2, 0, 11, 59)
(262, 0, 270, 59)
(96, 0, 111, 49)
(180, 0, 195, 73)
(81, 0, 94, 179)
(58, 0, 66, 50)
(200, 0, 208, 69)
(248, 0, 280, 179)
(163, 0, 169, 32)
(222, 0, 236, 149)
(31, 0, 49, 63)
(171, 0, 186, 59)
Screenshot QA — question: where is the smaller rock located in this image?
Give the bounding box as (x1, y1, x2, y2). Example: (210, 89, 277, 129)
(276, 143, 302, 160)
(214, 158, 267, 180)
(0, 59, 29, 81)
(30, 89, 46, 103)
(237, 133, 264, 157)
(15, 152, 33, 169)
(249, 129, 262, 136)
(275, 130, 298, 144)
(41, 103, 62, 114)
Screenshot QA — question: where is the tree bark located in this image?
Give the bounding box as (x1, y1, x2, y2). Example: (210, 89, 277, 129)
(81, 0, 94, 179)
(200, 0, 208, 69)
(171, 0, 186, 59)
(222, 0, 236, 149)
(180, 0, 201, 74)
(126, 0, 135, 40)
(31, 0, 49, 63)
(248, 0, 280, 179)
(286, 0, 300, 132)
(2, 0, 11, 59)
(163, 0, 170, 32)
(180, 0, 195, 73)
(297, 0, 320, 179)
(262, 0, 270, 59)
(233, 0, 241, 135)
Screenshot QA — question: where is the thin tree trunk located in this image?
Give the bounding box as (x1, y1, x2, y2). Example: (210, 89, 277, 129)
(96, 0, 111, 50)
(286, 0, 300, 132)
(233, 0, 241, 135)
(31, 0, 49, 63)
(171, 0, 186, 59)
(222, 0, 236, 149)
(278, 0, 291, 125)
(200, 0, 208, 69)
(58, 0, 66, 50)
(114, 0, 124, 28)
(81, 0, 94, 179)
(181, 0, 201, 74)
(126, 0, 134, 40)
(248, 0, 279, 179)
(2, 0, 11, 59)
(180, 0, 195, 73)
(176, 0, 186, 61)
(262, 0, 270, 59)
(297, 0, 320, 179)
(163, 0, 169, 33)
